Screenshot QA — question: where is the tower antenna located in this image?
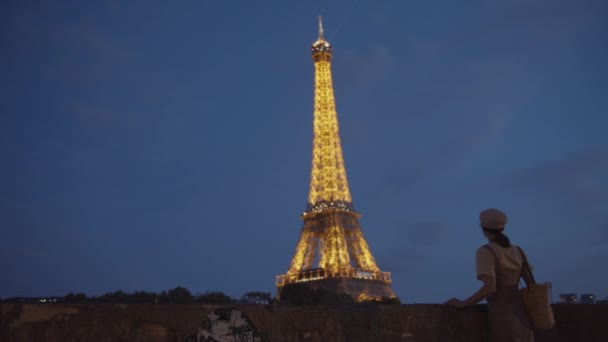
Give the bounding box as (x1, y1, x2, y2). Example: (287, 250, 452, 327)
(318, 15, 325, 40)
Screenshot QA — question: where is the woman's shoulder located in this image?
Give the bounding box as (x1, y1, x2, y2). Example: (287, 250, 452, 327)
(476, 243, 491, 252)
(484, 242, 520, 259)
(476, 244, 496, 258)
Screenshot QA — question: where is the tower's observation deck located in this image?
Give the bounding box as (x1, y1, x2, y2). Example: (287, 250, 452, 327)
(276, 17, 395, 302)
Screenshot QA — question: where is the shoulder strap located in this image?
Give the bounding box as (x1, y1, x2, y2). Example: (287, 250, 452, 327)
(482, 244, 498, 265)
(516, 246, 536, 286)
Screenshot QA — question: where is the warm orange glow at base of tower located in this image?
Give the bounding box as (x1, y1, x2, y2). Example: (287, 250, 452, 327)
(276, 268, 394, 302)
(277, 207, 396, 301)
(276, 268, 392, 287)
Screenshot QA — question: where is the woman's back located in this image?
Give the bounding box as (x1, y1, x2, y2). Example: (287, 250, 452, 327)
(478, 242, 527, 287)
(478, 242, 534, 342)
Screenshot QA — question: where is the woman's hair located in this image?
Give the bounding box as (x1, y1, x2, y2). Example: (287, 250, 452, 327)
(482, 227, 512, 248)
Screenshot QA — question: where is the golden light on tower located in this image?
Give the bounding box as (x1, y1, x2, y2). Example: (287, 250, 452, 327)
(276, 17, 395, 301)
(308, 17, 352, 206)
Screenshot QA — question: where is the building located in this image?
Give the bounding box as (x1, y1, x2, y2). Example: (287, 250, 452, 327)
(559, 293, 578, 303)
(275, 17, 395, 302)
(580, 294, 596, 304)
(241, 294, 269, 305)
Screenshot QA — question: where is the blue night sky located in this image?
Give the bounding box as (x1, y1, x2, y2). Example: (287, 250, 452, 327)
(1, 0, 607, 303)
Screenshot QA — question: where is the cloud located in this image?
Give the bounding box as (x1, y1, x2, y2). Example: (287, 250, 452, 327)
(45, 25, 135, 83)
(399, 220, 445, 246)
(69, 103, 130, 129)
(381, 110, 508, 191)
(590, 222, 608, 247)
(421, 55, 533, 117)
(374, 220, 445, 274)
(7, 1, 132, 72)
(469, 0, 608, 55)
(0, 246, 47, 258)
(504, 147, 608, 202)
(376, 248, 425, 275)
(502, 146, 608, 223)
(546, 249, 608, 297)
(369, 51, 533, 192)
(489, 0, 605, 34)
(508, 147, 608, 183)
(335, 44, 396, 88)
(4, 2, 134, 83)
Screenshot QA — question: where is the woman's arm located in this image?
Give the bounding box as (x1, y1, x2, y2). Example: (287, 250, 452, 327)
(463, 274, 496, 306)
(446, 274, 496, 307)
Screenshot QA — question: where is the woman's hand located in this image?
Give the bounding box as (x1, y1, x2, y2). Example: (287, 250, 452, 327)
(446, 275, 495, 308)
(445, 298, 465, 308)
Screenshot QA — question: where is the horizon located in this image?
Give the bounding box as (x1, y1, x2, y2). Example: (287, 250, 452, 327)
(2, 286, 607, 304)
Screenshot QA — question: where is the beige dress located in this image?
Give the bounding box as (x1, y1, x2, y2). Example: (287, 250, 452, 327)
(476, 242, 534, 342)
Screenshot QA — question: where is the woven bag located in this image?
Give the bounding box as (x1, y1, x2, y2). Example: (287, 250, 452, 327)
(517, 247, 555, 330)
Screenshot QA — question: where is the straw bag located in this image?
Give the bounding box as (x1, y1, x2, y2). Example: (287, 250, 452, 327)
(516, 247, 555, 330)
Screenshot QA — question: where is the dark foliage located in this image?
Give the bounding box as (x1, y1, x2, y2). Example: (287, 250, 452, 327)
(95, 290, 130, 303)
(195, 291, 233, 304)
(243, 291, 272, 301)
(278, 283, 354, 306)
(157, 290, 169, 303)
(64, 292, 88, 303)
(130, 291, 157, 303)
(88, 287, 194, 304)
(168, 286, 194, 304)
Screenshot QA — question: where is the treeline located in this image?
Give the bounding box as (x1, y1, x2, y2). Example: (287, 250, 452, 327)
(72, 287, 232, 304)
(3, 285, 400, 306)
(2, 287, 234, 304)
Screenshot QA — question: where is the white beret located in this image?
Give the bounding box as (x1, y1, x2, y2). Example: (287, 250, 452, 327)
(480, 208, 508, 230)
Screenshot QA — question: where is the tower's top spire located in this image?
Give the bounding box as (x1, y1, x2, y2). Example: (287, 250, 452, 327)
(318, 15, 325, 40)
(312, 16, 332, 58)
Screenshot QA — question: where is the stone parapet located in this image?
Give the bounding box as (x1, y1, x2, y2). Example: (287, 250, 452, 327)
(1, 303, 606, 341)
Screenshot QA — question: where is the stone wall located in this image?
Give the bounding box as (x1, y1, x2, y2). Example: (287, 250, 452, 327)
(1, 303, 606, 341)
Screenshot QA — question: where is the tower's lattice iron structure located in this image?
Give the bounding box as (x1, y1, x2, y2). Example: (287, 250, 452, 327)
(276, 18, 395, 301)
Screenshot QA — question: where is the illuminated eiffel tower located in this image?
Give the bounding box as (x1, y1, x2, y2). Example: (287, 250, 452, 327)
(276, 17, 395, 301)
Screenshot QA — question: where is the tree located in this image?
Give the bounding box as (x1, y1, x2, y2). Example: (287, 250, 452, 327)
(167, 286, 194, 304)
(96, 290, 129, 303)
(64, 292, 88, 303)
(157, 290, 169, 304)
(243, 291, 272, 301)
(131, 291, 156, 303)
(195, 292, 232, 304)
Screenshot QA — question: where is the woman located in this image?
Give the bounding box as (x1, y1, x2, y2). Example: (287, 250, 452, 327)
(446, 208, 534, 342)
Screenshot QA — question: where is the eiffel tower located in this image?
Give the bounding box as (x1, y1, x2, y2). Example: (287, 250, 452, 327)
(276, 17, 395, 302)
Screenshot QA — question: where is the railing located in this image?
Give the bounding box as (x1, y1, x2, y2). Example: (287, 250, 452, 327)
(276, 268, 391, 287)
